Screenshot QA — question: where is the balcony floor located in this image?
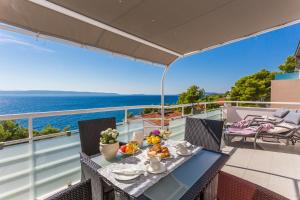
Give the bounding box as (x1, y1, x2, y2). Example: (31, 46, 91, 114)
(222, 137, 300, 200)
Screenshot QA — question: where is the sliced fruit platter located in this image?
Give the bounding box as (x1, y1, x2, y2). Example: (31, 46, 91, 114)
(147, 144, 171, 159)
(119, 141, 140, 155)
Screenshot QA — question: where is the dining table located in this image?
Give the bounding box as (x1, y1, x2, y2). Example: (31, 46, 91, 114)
(86, 140, 229, 200)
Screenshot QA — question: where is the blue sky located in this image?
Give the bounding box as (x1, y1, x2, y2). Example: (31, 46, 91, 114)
(0, 23, 299, 95)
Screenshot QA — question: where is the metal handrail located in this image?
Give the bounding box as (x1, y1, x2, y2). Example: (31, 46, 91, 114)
(1, 100, 299, 121)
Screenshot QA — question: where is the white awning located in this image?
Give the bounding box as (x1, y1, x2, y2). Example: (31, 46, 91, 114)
(1, 0, 300, 65)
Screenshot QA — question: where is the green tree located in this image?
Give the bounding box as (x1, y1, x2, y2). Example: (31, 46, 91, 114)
(38, 124, 61, 135)
(0, 124, 12, 142)
(127, 112, 134, 118)
(177, 85, 205, 114)
(177, 85, 205, 104)
(0, 119, 74, 142)
(0, 120, 28, 141)
(142, 108, 159, 114)
(63, 125, 71, 132)
(229, 69, 275, 101)
(278, 56, 297, 73)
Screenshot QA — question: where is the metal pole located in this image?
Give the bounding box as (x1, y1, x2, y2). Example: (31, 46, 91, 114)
(161, 66, 169, 129)
(124, 109, 128, 124)
(28, 117, 35, 200)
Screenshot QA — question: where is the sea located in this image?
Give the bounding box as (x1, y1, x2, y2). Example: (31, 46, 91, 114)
(0, 95, 178, 130)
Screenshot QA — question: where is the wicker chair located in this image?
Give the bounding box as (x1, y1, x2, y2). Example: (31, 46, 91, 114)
(78, 118, 116, 156)
(185, 118, 224, 152)
(80, 152, 114, 200)
(45, 179, 92, 200)
(217, 171, 288, 200)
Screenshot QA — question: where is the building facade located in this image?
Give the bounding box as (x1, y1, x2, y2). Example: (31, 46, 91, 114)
(271, 41, 300, 108)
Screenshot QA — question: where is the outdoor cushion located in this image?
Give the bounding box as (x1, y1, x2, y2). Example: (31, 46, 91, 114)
(267, 127, 290, 134)
(227, 127, 258, 136)
(230, 120, 251, 129)
(267, 122, 299, 134)
(260, 123, 274, 132)
(283, 111, 300, 125)
(273, 108, 289, 118)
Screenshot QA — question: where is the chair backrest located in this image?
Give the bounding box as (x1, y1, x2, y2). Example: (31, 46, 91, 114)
(45, 179, 92, 200)
(217, 171, 288, 200)
(185, 117, 224, 151)
(78, 118, 116, 156)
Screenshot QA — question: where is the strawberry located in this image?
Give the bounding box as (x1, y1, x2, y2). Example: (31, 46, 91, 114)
(120, 145, 127, 153)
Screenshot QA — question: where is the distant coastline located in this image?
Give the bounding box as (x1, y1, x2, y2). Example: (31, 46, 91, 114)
(0, 90, 219, 97)
(0, 90, 120, 97)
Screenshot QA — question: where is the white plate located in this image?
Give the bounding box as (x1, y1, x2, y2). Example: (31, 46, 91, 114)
(146, 154, 174, 160)
(184, 142, 192, 148)
(170, 140, 192, 148)
(114, 173, 141, 181)
(146, 164, 166, 174)
(119, 148, 141, 156)
(176, 150, 192, 156)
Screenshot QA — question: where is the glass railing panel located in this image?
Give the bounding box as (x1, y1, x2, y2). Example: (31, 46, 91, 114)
(34, 132, 81, 198)
(118, 118, 144, 143)
(168, 109, 223, 141)
(169, 117, 185, 141)
(0, 107, 224, 200)
(0, 142, 31, 200)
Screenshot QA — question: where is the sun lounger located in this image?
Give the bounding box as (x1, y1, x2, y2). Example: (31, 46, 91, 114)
(226, 108, 290, 128)
(225, 119, 300, 149)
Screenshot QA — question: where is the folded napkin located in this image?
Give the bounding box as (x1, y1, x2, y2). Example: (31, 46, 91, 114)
(169, 140, 192, 148)
(112, 168, 144, 176)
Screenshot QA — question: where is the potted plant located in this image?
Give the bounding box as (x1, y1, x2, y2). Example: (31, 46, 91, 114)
(99, 128, 119, 160)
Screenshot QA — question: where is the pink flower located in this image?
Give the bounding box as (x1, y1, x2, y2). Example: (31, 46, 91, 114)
(151, 129, 160, 135)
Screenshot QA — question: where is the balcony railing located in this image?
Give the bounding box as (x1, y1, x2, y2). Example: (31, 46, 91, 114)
(0, 100, 300, 199)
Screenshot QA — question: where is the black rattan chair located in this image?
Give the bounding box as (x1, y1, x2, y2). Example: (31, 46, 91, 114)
(78, 118, 116, 156)
(45, 179, 92, 200)
(185, 118, 224, 152)
(80, 152, 115, 200)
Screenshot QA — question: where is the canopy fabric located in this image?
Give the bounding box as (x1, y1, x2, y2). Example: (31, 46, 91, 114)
(1, 0, 300, 65)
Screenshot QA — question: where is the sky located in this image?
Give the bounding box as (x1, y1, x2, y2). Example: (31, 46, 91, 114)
(0, 22, 300, 95)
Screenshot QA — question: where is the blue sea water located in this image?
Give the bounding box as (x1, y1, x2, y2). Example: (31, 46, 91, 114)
(0, 95, 178, 130)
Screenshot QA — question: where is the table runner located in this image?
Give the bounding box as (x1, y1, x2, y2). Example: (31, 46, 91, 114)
(97, 141, 202, 197)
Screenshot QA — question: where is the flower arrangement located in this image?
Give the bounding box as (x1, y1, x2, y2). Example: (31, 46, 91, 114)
(150, 129, 171, 139)
(100, 128, 119, 144)
(146, 129, 172, 145)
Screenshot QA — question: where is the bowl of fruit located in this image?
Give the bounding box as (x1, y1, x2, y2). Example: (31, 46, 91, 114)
(146, 129, 172, 145)
(119, 141, 140, 155)
(146, 135, 161, 145)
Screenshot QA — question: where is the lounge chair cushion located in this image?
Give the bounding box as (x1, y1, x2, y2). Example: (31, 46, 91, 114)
(283, 111, 300, 125)
(230, 120, 251, 128)
(273, 108, 289, 118)
(227, 127, 257, 136)
(267, 122, 298, 134)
